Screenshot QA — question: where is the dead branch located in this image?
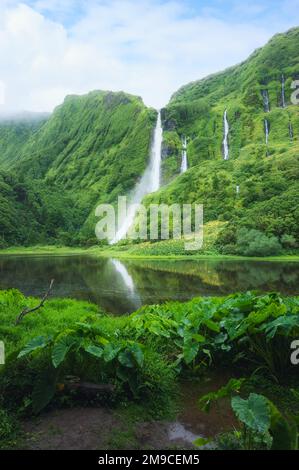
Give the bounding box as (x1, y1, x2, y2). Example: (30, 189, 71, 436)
(15, 279, 55, 325)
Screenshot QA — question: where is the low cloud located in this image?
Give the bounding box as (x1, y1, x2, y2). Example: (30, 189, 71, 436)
(0, 0, 298, 112)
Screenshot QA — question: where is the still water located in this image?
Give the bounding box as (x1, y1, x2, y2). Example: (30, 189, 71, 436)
(0, 255, 298, 314)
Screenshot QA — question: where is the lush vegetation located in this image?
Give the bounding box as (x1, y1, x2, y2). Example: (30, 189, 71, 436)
(0, 92, 156, 247)
(1, 289, 299, 449)
(156, 27, 299, 256)
(0, 29, 298, 256)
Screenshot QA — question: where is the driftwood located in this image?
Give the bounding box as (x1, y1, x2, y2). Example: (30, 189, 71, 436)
(15, 279, 55, 325)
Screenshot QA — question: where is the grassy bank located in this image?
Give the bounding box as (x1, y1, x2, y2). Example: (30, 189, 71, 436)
(1, 289, 299, 449)
(0, 244, 298, 262)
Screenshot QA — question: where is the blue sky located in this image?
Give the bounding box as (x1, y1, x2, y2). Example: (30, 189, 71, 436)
(0, 0, 299, 112)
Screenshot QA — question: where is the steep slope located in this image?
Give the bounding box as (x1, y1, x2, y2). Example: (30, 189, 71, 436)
(161, 27, 299, 176)
(0, 91, 156, 246)
(145, 27, 299, 254)
(0, 113, 48, 169)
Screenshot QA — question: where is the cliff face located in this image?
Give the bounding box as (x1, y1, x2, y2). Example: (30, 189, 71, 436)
(0, 91, 156, 246)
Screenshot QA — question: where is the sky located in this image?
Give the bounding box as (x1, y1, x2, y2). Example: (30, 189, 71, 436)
(0, 0, 299, 112)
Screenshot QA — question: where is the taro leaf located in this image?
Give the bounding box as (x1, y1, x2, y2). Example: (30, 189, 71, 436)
(32, 368, 58, 414)
(84, 344, 103, 358)
(52, 336, 80, 368)
(128, 343, 144, 367)
(202, 318, 220, 333)
(192, 333, 205, 343)
(199, 378, 245, 412)
(183, 341, 199, 364)
(261, 315, 299, 340)
(117, 344, 144, 368)
(231, 393, 270, 434)
(18, 335, 52, 358)
(102, 343, 122, 362)
(118, 350, 134, 368)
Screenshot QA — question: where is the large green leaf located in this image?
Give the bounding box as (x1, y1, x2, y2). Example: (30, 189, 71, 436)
(183, 341, 199, 364)
(18, 335, 52, 358)
(102, 343, 122, 362)
(84, 344, 103, 358)
(32, 369, 57, 414)
(128, 343, 144, 367)
(52, 336, 80, 368)
(231, 393, 270, 434)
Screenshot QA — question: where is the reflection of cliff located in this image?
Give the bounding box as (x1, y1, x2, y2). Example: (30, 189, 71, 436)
(124, 259, 299, 296)
(0, 256, 298, 316)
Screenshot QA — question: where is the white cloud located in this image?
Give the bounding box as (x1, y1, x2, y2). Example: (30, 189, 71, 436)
(0, 1, 298, 112)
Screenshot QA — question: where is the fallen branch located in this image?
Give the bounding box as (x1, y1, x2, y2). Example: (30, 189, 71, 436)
(15, 279, 55, 325)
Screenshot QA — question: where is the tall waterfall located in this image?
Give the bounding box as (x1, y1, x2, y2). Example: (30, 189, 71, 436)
(289, 121, 294, 140)
(281, 74, 286, 108)
(261, 90, 270, 112)
(223, 110, 229, 160)
(150, 111, 163, 192)
(110, 111, 162, 244)
(180, 136, 188, 173)
(264, 119, 269, 146)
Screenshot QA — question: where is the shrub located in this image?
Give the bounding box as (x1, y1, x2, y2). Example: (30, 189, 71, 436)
(281, 234, 297, 249)
(0, 408, 19, 449)
(235, 228, 282, 256)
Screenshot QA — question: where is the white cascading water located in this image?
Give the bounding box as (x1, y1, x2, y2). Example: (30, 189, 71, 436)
(180, 136, 188, 173)
(261, 90, 270, 112)
(264, 119, 269, 145)
(110, 111, 162, 244)
(223, 110, 229, 160)
(281, 74, 286, 108)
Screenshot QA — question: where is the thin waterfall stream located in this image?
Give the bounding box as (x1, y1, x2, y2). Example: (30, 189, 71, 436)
(223, 110, 229, 160)
(262, 89, 270, 112)
(180, 136, 188, 173)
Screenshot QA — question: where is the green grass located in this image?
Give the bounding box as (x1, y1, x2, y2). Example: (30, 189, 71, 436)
(0, 244, 298, 261)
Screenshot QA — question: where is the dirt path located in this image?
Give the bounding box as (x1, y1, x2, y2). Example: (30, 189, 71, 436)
(20, 407, 195, 450)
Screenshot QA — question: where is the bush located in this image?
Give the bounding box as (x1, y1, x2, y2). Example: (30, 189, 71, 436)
(235, 228, 282, 256)
(0, 408, 19, 449)
(281, 234, 297, 249)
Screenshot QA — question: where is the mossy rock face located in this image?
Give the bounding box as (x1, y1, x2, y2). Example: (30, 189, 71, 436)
(154, 27, 299, 248)
(0, 91, 156, 246)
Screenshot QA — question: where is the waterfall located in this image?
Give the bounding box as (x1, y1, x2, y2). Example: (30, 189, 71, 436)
(236, 185, 240, 195)
(281, 74, 286, 108)
(223, 110, 229, 160)
(110, 111, 162, 244)
(289, 121, 294, 141)
(264, 119, 269, 146)
(261, 90, 270, 112)
(150, 110, 163, 192)
(180, 136, 188, 173)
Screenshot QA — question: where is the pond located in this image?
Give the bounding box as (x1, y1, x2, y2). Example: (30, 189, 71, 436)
(0, 255, 298, 314)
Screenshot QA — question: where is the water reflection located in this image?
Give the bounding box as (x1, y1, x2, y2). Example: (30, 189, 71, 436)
(0, 255, 297, 314)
